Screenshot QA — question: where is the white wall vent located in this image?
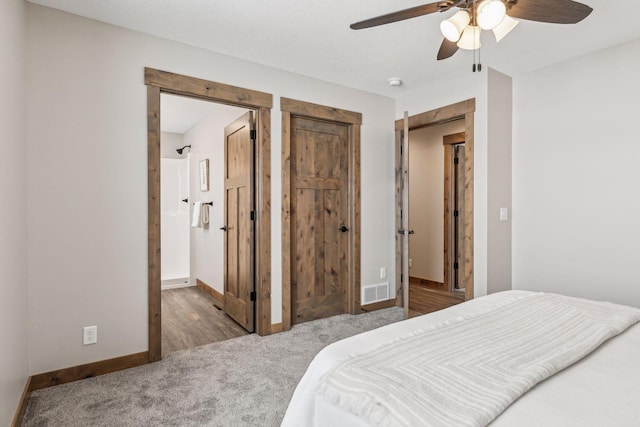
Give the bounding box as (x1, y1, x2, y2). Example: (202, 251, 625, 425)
(362, 282, 390, 305)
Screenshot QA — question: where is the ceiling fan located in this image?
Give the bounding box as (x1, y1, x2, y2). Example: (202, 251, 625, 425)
(350, 0, 593, 66)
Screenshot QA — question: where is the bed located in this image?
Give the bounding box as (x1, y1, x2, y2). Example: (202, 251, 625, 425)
(281, 290, 640, 427)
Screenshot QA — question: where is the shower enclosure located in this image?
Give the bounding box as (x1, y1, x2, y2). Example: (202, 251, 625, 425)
(160, 157, 190, 288)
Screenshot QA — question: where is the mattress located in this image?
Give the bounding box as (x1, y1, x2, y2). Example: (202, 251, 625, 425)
(281, 290, 640, 427)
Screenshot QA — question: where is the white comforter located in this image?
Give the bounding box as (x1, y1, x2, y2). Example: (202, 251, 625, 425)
(281, 291, 640, 427)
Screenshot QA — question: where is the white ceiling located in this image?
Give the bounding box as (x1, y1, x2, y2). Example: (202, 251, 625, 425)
(160, 93, 249, 134)
(28, 0, 640, 97)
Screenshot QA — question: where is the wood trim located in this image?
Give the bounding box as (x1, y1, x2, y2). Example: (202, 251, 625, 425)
(146, 69, 273, 360)
(281, 97, 362, 125)
(144, 68, 272, 109)
(395, 98, 475, 131)
(11, 377, 31, 427)
(395, 99, 476, 307)
(349, 123, 362, 314)
(255, 107, 272, 335)
(281, 97, 361, 329)
(443, 145, 452, 291)
(196, 278, 224, 307)
(281, 110, 292, 332)
(464, 112, 475, 301)
(147, 85, 162, 363)
(394, 130, 403, 308)
(361, 299, 397, 313)
(270, 323, 283, 334)
(443, 131, 465, 145)
(30, 352, 150, 392)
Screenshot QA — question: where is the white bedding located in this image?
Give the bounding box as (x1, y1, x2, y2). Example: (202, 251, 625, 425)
(281, 291, 640, 427)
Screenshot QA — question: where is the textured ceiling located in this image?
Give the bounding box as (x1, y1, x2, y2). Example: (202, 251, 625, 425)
(28, 0, 640, 97)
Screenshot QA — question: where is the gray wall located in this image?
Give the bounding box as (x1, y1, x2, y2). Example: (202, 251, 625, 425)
(487, 69, 513, 294)
(26, 4, 395, 374)
(0, 0, 28, 423)
(512, 39, 640, 307)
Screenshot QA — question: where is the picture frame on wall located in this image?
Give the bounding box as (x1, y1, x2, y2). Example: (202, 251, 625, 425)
(199, 159, 209, 192)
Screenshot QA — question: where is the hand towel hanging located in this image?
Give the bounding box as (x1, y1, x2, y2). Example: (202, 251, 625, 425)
(191, 201, 202, 227)
(201, 202, 209, 225)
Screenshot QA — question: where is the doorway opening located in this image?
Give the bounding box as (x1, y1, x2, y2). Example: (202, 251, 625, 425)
(159, 94, 253, 355)
(406, 121, 467, 316)
(395, 99, 475, 318)
(146, 68, 273, 362)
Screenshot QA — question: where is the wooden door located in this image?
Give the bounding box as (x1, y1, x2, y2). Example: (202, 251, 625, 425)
(290, 116, 349, 324)
(454, 144, 466, 291)
(401, 112, 410, 318)
(223, 111, 255, 332)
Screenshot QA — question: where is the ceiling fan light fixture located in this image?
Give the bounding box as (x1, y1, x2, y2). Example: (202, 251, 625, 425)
(457, 25, 481, 50)
(492, 15, 519, 42)
(440, 10, 470, 42)
(477, 0, 506, 30)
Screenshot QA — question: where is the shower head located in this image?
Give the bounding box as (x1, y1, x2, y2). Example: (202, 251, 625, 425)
(176, 145, 191, 155)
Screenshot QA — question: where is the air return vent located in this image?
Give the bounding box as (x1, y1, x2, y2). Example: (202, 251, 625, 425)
(362, 282, 390, 305)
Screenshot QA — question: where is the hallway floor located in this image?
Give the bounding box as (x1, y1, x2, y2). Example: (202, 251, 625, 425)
(408, 279, 465, 318)
(161, 286, 249, 355)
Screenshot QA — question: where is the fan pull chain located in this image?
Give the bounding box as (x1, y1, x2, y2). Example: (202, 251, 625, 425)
(472, 42, 477, 72)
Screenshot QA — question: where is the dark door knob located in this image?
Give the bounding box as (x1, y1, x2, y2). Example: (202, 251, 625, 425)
(220, 226, 227, 231)
(339, 225, 349, 233)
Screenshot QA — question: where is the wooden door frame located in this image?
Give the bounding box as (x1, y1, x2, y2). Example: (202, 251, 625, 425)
(395, 99, 475, 306)
(443, 132, 466, 292)
(281, 97, 362, 332)
(145, 68, 273, 362)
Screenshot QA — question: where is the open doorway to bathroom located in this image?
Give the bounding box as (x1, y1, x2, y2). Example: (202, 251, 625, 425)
(146, 68, 274, 362)
(159, 94, 253, 355)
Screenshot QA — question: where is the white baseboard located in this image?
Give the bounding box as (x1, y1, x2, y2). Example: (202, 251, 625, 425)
(161, 282, 195, 291)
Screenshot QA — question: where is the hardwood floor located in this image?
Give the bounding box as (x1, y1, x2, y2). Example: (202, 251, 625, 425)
(161, 286, 249, 355)
(408, 279, 465, 318)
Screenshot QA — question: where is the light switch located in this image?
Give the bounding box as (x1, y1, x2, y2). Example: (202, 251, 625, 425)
(499, 207, 509, 222)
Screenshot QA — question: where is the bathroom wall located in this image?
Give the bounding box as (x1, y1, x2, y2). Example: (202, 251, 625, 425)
(160, 131, 184, 160)
(183, 105, 250, 294)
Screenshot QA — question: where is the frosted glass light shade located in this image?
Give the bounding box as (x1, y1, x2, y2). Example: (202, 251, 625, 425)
(440, 11, 470, 42)
(493, 15, 519, 42)
(477, 0, 506, 30)
(457, 25, 481, 50)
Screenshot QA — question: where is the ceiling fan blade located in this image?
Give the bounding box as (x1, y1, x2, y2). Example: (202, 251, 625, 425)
(437, 38, 459, 60)
(350, 2, 442, 30)
(507, 0, 593, 24)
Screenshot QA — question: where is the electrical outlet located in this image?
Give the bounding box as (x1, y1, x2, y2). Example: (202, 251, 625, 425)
(409, 259, 413, 268)
(83, 325, 97, 345)
(380, 267, 386, 279)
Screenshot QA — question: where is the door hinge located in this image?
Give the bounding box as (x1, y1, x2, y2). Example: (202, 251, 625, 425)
(454, 262, 459, 270)
(250, 129, 257, 140)
(454, 157, 459, 165)
(454, 210, 459, 217)
(400, 273, 404, 283)
(400, 144, 403, 155)
(400, 209, 403, 220)
(250, 291, 256, 301)
(250, 210, 256, 221)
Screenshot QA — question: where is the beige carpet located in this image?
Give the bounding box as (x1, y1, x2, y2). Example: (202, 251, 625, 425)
(24, 307, 403, 426)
